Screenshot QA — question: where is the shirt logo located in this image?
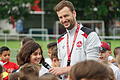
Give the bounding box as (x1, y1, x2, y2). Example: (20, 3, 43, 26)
(76, 41, 82, 47)
(62, 45, 65, 49)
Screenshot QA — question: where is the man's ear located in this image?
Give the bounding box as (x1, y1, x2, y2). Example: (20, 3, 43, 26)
(73, 10, 76, 18)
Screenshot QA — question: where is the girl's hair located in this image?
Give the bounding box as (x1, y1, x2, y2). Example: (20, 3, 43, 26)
(17, 41, 44, 66)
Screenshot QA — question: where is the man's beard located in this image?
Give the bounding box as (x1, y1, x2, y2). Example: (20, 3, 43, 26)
(66, 20, 75, 30)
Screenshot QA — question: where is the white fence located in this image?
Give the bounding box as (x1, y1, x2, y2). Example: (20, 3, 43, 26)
(29, 28, 49, 41)
(55, 20, 105, 36)
(0, 33, 120, 41)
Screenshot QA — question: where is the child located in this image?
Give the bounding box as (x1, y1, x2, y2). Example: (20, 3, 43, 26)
(45, 42, 59, 67)
(0, 46, 19, 80)
(50, 47, 59, 67)
(99, 41, 116, 63)
(17, 40, 48, 76)
(99, 41, 120, 80)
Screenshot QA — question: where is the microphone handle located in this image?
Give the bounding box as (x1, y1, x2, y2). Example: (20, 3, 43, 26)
(42, 62, 62, 79)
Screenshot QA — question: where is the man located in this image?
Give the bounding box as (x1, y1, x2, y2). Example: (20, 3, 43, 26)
(49, 0, 101, 78)
(99, 41, 120, 80)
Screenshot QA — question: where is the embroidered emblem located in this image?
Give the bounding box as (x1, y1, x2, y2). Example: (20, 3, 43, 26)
(62, 45, 65, 49)
(76, 41, 82, 47)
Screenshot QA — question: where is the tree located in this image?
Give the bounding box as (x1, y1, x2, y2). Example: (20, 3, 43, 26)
(69, 0, 120, 36)
(0, 0, 33, 20)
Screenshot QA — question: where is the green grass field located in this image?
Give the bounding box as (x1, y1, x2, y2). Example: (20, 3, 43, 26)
(0, 39, 120, 63)
(0, 40, 56, 63)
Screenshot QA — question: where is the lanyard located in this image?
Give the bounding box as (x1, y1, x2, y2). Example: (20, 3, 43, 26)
(66, 24, 80, 66)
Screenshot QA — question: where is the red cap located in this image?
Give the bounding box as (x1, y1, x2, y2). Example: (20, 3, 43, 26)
(100, 41, 111, 52)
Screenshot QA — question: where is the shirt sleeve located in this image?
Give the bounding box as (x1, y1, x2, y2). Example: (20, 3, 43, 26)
(85, 32, 101, 61)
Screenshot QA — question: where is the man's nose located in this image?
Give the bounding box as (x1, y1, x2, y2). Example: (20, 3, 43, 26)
(61, 17, 66, 22)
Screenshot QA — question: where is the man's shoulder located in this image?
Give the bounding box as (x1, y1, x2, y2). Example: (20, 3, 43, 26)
(57, 32, 67, 43)
(81, 27, 94, 35)
(81, 26, 94, 38)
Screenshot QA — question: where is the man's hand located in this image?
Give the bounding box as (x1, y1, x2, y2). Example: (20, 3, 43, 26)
(49, 66, 71, 75)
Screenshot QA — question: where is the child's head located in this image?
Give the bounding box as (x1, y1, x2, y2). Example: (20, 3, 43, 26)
(50, 47, 59, 67)
(47, 42, 57, 59)
(19, 63, 40, 80)
(21, 37, 34, 47)
(39, 73, 58, 80)
(0, 46, 10, 62)
(9, 63, 40, 80)
(99, 41, 112, 62)
(69, 60, 115, 80)
(17, 41, 44, 66)
(114, 47, 120, 58)
(47, 42, 59, 67)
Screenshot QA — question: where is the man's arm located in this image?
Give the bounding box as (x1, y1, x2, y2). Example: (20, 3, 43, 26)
(85, 32, 101, 60)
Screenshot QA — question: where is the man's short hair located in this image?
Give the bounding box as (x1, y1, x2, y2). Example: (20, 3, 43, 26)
(54, 0, 75, 12)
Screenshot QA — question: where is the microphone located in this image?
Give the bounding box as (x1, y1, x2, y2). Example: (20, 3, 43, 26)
(42, 62, 51, 69)
(42, 62, 62, 79)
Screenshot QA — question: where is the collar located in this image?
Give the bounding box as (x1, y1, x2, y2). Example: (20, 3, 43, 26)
(0, 60, 8, 65)
(66, 24, 77, 35)
(0, 60, 8, 63)
(66, 23, 83, 35)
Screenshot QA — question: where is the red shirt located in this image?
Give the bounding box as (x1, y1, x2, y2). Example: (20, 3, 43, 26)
(0, 60, 19, 80)
(0, 60, 19, 73)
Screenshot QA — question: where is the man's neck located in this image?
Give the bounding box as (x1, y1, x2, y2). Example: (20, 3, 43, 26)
(67, 22, 77, 30)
